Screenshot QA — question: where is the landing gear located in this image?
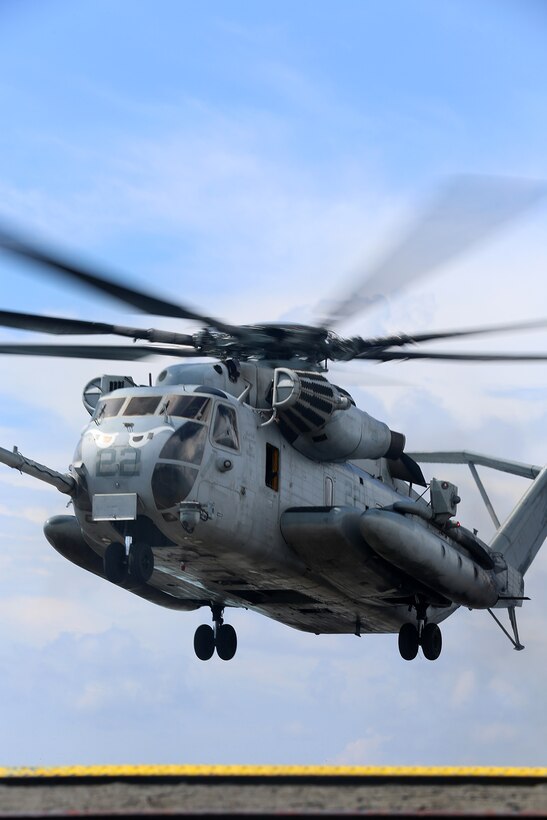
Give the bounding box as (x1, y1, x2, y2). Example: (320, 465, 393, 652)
(216, 623, 237, 661)
(194, 624, 215, 661)
(398, 598, 443, 661)
(103, 542, 127, 584)
(398, 623, 420, 660)
(103, 541, 154, 585)
(194, 606, 238, 661)
(128, 542, 154, 583)
(421, 622, 442, 660)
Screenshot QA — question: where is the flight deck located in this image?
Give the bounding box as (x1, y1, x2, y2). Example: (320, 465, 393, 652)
(1, 765, 546, 817)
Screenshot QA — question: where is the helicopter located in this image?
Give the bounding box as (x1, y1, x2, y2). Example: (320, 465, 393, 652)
(0, 175, 546, 663)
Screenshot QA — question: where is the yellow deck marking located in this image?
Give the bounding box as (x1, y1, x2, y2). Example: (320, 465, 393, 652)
(0, 765, 546, 778)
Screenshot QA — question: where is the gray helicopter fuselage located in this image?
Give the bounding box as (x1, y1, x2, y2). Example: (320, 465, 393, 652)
(69, 377, 477, 636)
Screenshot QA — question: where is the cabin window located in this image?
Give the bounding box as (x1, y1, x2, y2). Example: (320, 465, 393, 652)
(123, 395, 161, 416)
(212, 404, 239, 450)
(265, 443, 279, 491)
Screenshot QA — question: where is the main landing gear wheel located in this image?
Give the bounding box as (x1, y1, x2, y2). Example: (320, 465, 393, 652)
(193, 606, 238, 661)
(421, 622, 442, 660)
(216, 623, 237, 661)
(128, 542, 154, 583)
(398, 623, 420, 661)
(103, 542, 127, 584)
(194, 624, 215, 661)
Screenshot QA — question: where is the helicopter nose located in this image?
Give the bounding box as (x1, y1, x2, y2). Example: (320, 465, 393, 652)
(76, 422, 171, 508)
(76, 418, 206, 517)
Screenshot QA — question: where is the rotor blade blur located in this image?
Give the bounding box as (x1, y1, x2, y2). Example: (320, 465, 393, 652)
(359, 350, 547, 362)
(351, 317, 547, 352)
(0, 343, 203, 360)
(322, 175, 547, 328)
(0, 309, 194, 345)
(0, 227, 237, 334)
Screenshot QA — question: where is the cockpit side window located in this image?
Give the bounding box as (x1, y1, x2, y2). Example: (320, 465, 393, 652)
(123, 396, 161, 416)
(212, 404, 239, 450)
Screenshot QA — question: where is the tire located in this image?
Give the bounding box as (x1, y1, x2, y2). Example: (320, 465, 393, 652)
(421, 622, 442, 661)
(128, 542, 154, 583)
(103, 542, 127, 584)
(216, 623, 237, 661)
(398, 622, 419, 661)
(194, 624, 215, 661)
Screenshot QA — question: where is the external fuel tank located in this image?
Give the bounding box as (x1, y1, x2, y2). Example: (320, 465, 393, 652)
(359, 509, 499, 608)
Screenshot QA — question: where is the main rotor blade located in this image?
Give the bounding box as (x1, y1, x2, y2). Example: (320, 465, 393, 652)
(0, 227, 237, 334)
(322, 175, 546, 327)
(350, 318, 547, 352)
(0, 343, 203, 361)
(359, 350, 547, 362)
(0, 309, 194, 345)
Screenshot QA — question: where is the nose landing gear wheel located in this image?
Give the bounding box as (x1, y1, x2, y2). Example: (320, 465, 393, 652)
(421, 622, 442, 660)
(216, 623, 237, 661)
(398, 623, 420, 660)
(103, 542, 127, 584)
(128, 542, 154, 583)
(194, 624, 215, 661)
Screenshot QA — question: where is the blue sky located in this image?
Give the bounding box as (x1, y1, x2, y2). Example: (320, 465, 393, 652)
(0, 0, 546, 767)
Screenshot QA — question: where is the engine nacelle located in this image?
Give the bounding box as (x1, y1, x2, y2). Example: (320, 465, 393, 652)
(273, 368, 405, 462)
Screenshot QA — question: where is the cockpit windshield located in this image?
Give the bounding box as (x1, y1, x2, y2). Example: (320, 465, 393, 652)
(93, 397, 125, 420)
(123, 396, 162, 416)
(162, 395, 211, 421)
(92, 393, 212, 421)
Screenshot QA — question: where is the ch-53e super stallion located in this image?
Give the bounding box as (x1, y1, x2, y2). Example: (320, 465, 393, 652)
(0, 176, 546, 664)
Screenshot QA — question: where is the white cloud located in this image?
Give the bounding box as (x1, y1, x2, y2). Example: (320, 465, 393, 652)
(0, 502, 54, 525)
(471, 723, 517, 744)
(451, 669, 476, 708)
(0, 595, 112, 647)
(330, 732, 392, 765)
